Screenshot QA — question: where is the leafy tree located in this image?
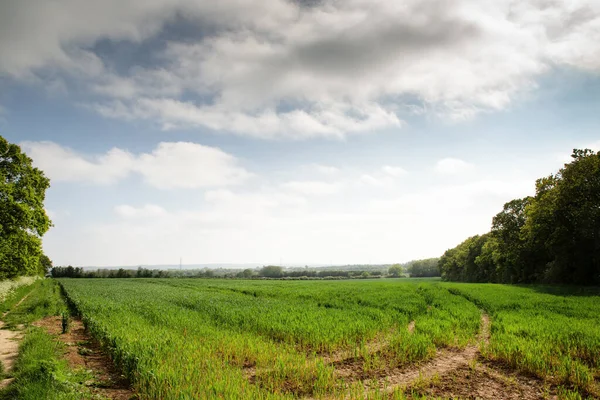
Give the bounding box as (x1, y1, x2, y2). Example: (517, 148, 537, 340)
(439, 235, 488, 282)
(259, 265, 284, 278)
(237, 268, 255, 278)
(0, 135, 52, 279)
(407, 258, 440, 277)
(388, 264, 403, 277)
(441, 149, 600, 285)
(39, 254, 53, 275)
(523, 149, 600, 284)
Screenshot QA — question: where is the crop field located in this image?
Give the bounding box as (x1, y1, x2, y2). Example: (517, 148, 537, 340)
(57, 278, 600, 399)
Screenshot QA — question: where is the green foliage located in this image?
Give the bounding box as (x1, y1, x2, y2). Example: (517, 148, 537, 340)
(0, 135, 52, 279)
(406, 258, 440, 277)
(259, 265, 284, 278)
(387, 264, 403, 277)
(440, 149, 600, 285)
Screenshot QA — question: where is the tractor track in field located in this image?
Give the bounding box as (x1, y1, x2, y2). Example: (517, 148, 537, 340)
(0, 291, 32, 389)
(33, 316, 135, 400)
(303, 312, 558, 399)
(335, 313, 491, 394)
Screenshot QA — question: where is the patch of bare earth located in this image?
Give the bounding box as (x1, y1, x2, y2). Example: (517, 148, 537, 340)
(313, 313, 558, 399)
(0, 292, 32, 389)
(33, 316, 135, 400)
(0, 321, 22, 389)
(403, 362, 556, 400)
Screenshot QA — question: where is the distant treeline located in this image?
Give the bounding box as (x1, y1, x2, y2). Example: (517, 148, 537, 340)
(52, 261, 440, 279)
(405, 258, 440, 277)
(51, 266, 171, 278)
(439, 149, 600, 285)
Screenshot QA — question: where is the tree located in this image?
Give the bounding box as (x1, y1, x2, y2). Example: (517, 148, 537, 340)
(237, 268, 255, 279)
(39, 254, 53, 275)
(388, 264, 403, 277)
(259, 265, 284, 278)
(407, 258, 440, 277)
(441, 149, 600, 285)
(0, 135, 52, 279)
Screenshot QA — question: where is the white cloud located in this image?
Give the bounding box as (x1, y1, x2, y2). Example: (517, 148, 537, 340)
(4, 0, 600, 138)
(48, 175, 537, 266)
(92, 98, 401, 139)
(115, 204, 167, 218)
(311, 164, 340, 176)
(434, 158, 474, 175)
(21, 141, 135, 184)
(282, 180, 341, 196)
(135, 142, 252, 189)
(358, 174, 394, 188)
(21, 141, 251, 189)
(382, 165, 408, 177)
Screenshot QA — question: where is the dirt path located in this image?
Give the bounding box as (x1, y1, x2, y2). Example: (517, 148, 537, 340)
(366, 313, 491, 393)
(0, 291, 32, 389)
(33, 316, 135, 400)
(302, 312, 555, 399)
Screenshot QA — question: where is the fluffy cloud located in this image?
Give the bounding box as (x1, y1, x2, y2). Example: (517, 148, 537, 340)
(115, 204, 167, 218)
(382, 166, 408, 177)
(282, 180, 342, 196)
(434, 158, 474, 175)
(3, 0, 600, 138)
(21, 141, 251, 189)
(21, 141, 135, 184)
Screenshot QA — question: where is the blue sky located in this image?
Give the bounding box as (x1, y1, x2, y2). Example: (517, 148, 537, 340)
(1, 0, 599, 267)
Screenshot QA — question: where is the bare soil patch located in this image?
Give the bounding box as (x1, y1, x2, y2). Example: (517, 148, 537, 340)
(33, 316, 135, 400)
(0, 292, 31, 389)
(0, 323, 22, 389)
(402, 362, 556, 400)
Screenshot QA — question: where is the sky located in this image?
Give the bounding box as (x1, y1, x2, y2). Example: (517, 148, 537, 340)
(1, 0, 599, 267)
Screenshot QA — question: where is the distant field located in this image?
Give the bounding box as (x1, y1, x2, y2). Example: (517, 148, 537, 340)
(58, 278, 600, 399)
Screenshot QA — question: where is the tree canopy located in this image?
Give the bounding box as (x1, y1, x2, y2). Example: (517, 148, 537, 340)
(439, 149, 600, 285)
(0, 135, 52, 279)
(406, 258, 440, 277)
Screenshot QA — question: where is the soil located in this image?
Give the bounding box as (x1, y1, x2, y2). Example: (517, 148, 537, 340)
(402, 362, 556, 400)
(33, 316, 136, 400)
(0, 292, 31, 389)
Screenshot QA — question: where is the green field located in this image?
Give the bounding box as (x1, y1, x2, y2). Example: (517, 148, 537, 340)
(56, 278, 600, 399)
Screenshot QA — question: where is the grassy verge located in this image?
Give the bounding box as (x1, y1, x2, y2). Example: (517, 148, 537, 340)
(3, 279, 67, 329)
(0, 279, 104, 399)
(1, 281, 38, 315)
(0, 328, 98, 400)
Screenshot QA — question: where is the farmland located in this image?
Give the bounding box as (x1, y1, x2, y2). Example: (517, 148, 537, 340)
(53, 278, 600, 399)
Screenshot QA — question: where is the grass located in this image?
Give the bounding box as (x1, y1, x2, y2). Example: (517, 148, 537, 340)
(54, 278, 600, 398)
(0, 276, 38, 313)
(3, 279, 67, 329)
(0, 328, 98, 400)
(0, 279, 100, 399)
(442, 283, 600, 397)
(57, 279, 475, 398)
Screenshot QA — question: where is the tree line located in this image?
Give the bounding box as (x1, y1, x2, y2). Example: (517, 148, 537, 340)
(51, 263, 440, 279)
(439, 149, 600, 285)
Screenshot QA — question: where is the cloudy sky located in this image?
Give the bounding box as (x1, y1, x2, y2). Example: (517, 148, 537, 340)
(1, 0, 599, 267)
